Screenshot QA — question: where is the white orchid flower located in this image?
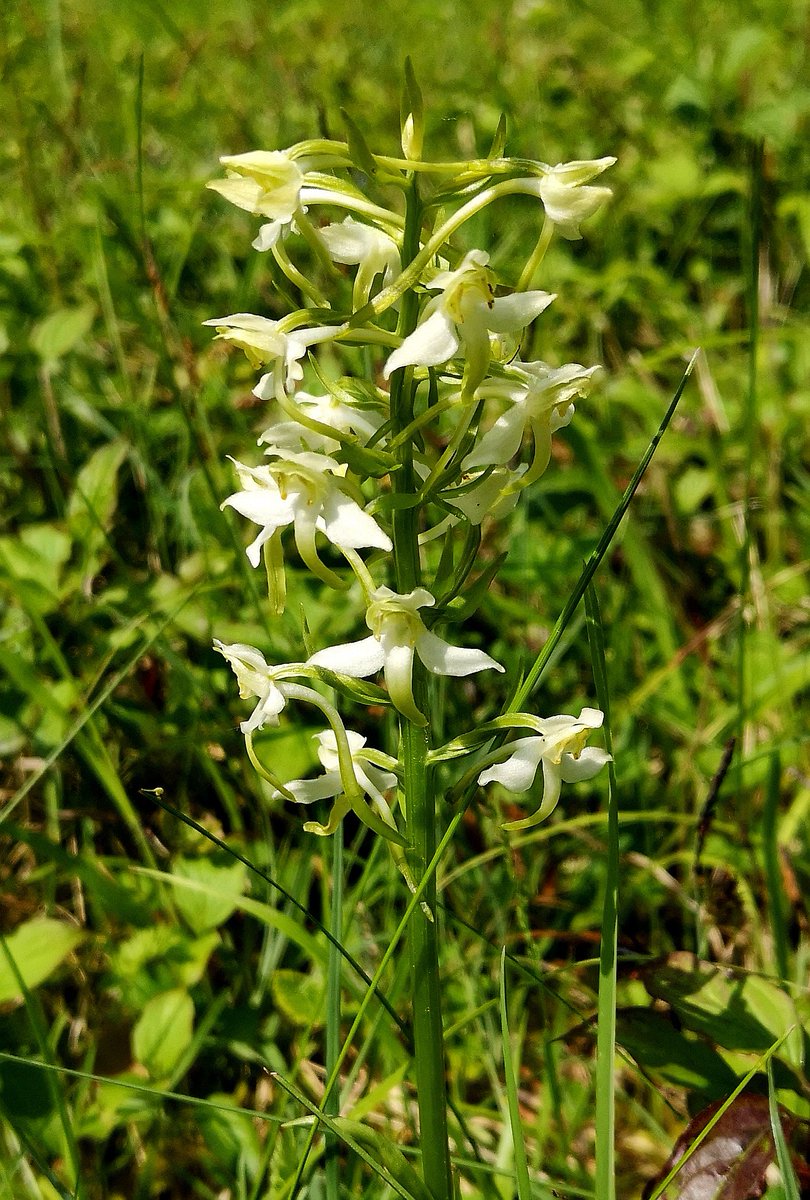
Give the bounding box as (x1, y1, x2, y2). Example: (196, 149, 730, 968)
(320, 217, 401, 307)
(222, 451, 391, 582)
(208, 150, 404, 254)
(213, 640, 304, 734)
(256, 388, 385, 456)
(478, 706, 611, 831)
(383, 250, 555, 396)
(464, 360, 601, 487)
(309, 585, 503, 726)
(535, 157, 616, 240)
(203, 314, 341, 397)
(275, 729, 398, 835)
(207, 150, 319, 252)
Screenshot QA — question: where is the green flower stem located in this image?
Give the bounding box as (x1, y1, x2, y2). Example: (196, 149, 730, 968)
(325, 824, 343, 1200)
(390, 176, 454, 1200)
(294, 208, 342, 278)
(271, 242, 328, 308)
(516, 215, 553, 292)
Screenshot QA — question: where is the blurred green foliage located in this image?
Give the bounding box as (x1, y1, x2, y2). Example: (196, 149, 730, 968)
(1, 0, 808, 1196)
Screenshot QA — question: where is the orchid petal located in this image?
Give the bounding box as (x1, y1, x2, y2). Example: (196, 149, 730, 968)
(284, 771, 344, 805)
(384, 309, 459, 377)
(559, 747, 612, 783)
(318, 491, 392, 551)
(501, 759, 564, 831)
(381, 639, 425, 726)
(464, 408, 527, 470)
(486, 291, 555, 333)
(478, 737, 546, 791)
(415, 629, 504, 677)
(309, 636, 385, 677)
(252, 222, 286, 251)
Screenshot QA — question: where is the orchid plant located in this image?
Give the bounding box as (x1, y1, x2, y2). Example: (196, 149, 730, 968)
(208, 71, 613, 1200)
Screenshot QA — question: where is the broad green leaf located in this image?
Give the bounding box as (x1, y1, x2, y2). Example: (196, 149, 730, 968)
(642, 954, 804, 1070)
(132, 988, 194, 1079)
(78, 1073, 160, 1140)
(0, 525, 71, 604)
(133, 867, 329, 968)
(0, 1057, 55, 1119)
(252, 726, 320, 786)
(30, 304, 95, 361)
(172, 855, 247, 934)
(616, 1008, 738, 1094)
(271, 969, 324, 1028)
(66, 439, 128, 576)
(0, 919, 84, 1003)
(195, 1093, 262, 1180)
(110, 926, 218, 1004)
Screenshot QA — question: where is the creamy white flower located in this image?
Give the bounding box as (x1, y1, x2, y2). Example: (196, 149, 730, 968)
(464, 360, 601, 485)
(383, 250, 555, 394)
(274, 729, 398, 838)
(478, 706, 610, 830)
(309, 586, 503, 726)
(223, 451, 391, 573)
(208, 150, 305, 222)
(320, 217, 400, 306)
(203, 314, 340, 396)
(536, 157, 615, 239)
(208, 150, 403, 254)
(213, 640, 303, 734)
(208, 150, 310, 251)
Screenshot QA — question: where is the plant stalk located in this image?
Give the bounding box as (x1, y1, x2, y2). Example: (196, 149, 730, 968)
(390, 175, 453, 1200)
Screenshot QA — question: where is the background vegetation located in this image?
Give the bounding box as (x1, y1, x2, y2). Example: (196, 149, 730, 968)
(1, 0, 808, 1197)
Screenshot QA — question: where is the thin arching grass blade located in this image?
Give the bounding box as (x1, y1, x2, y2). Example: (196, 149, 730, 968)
(511, 352, 697, 713)
(499, 947, 532, 1200)
(585, 583, 618, 1200)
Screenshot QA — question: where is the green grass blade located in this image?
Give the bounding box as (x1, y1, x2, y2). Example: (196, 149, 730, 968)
(0, 1052, 285, 1125)
(767, 1060, 800, 1200)
(0, 936, 83, 1199)
(762, 751, 790, 981)
(325, 825, 344, 1200)
(499, 948, 532, 1200)
(272, 1072, 426, 1200)
(145, 792, 409, 1038)
(511, 352, 696, 712)
(585, 583, 618, 1200)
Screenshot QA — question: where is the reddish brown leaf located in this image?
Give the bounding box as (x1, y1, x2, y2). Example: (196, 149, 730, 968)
(643, 1094, 801, 1200)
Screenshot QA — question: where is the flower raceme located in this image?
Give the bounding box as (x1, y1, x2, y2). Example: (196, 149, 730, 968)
(478, 707, 611, 831)
(207, 126, 615, 853)
(309, 585, 504, 727)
